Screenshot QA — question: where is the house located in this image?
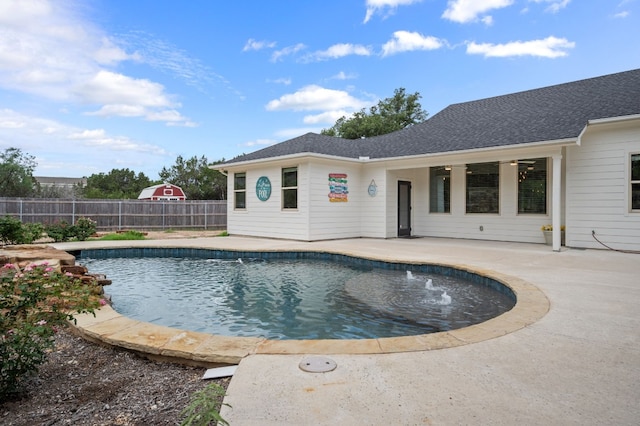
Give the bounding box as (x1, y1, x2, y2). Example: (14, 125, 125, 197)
(214, 69, 640, 251)
(35, 176, 87, 197)
(137, 183, 186, 201)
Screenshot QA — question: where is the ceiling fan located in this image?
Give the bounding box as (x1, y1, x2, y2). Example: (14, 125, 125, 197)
(501, 160, 537, 166)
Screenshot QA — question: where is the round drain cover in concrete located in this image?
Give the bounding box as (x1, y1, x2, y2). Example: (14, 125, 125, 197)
(299, 356, 337, 373)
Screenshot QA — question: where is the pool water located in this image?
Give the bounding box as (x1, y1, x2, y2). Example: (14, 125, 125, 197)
(79, 256, 515, 340)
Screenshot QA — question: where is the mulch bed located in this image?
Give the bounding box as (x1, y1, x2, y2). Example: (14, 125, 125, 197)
(1, 329, 229, 425)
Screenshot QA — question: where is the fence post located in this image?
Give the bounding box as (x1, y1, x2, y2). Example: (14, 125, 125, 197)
(204, 202, 208, 229)
(162, 202, 166, 230)
(19, 199, 23, 221)
(72, 199, 76, 224)
(118, 201, 122, 230)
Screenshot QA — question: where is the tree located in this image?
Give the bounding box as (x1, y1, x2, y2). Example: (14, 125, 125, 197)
(0, 148, 38, 197)
(80, 169, 154, 199)
(159, 155, 226, 200)
(321, 88, 428, 139)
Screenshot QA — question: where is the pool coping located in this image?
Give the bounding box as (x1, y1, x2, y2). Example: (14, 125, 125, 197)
(70, 250, 550, 367)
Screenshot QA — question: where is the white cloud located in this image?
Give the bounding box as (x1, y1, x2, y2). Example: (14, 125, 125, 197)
(271, 43, 307, 62)
(0, 0, 196, 127)
(613, 11, 630, 18)
(94, 37, 139, 65)
(466, 36, 575, 58)
(265, 85, 372, 112)
(481, 15, 494, 25)
(77, 71, 175, 107)
(303, 43, 372, 62)
(268, 77, 292, 85)
(530, 0, 571, 14)
(331, 71, 358, 80)
(303, 110, 351, 124)
(72, 71, 196, 126)
(382, 31, 445, 56)
(120, 32, 233, 97)
(240, 138, 278, 148)
(442, 0, 514, 23)
(243, 38, 277, 51)
(364, 0, 423, 23)
(0, 109, 170, 175)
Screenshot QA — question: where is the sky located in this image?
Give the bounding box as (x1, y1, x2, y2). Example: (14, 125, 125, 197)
(1, 0, 639, 180)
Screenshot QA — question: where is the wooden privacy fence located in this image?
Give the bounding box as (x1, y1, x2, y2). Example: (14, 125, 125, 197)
(0, 198, 227, 231)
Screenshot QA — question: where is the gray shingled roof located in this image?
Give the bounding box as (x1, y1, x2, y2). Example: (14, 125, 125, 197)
(223, 69, 640, 165)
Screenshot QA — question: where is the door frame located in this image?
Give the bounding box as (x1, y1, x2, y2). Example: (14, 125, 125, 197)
(397, 180, 412, 237)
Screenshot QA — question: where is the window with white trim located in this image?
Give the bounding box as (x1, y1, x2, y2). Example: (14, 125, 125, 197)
(466, 162, 499, 214)
(517, 158, 547, 214)
(429, 166, 450, 213)
(234, 172, 246, 209)
(631, 153, 640, 211)
(282, 167, 298, 209)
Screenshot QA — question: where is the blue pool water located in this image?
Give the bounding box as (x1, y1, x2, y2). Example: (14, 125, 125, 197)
(78, 250, 514, 340)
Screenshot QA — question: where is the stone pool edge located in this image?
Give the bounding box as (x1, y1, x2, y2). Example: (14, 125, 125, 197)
(70, 259, 550, 368)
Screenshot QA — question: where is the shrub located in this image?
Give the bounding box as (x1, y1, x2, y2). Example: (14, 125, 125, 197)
(0, 262, 100, 398)
(44, 220, 71, 242)
(70, 217, 97, 241)
(0, 217, 45, 245)
(20, 222, 45, 244)
(0, 216, 23, 245)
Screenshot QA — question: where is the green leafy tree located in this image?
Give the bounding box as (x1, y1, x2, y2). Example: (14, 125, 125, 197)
(159, 156, 226, 200)
(321, 88, 428, 139)
(0, 148, 38, 197)
(80, 168, 154, 199)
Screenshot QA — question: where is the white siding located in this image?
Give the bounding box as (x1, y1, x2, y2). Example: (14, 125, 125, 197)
(413, 161, 560, 243)
(227, 163, 310, 240)
(307, 161, 362, 240)
(566, 119, 640, 251)
(359, 166, 387, 238)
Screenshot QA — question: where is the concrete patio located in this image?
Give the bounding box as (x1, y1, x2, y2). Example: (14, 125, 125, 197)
(53, 236, 640, 425)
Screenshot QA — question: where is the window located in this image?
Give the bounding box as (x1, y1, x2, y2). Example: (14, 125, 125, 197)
(429, 166, 450, 213)
(282, 167, 298, 209)
(466, 162, 499, 214)
(632, 153, 640, 211)
(518, 158, 547, 214)
(234, 172, 246, 209)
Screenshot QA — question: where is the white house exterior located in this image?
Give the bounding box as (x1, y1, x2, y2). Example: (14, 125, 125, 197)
(215, 69, 640, 251)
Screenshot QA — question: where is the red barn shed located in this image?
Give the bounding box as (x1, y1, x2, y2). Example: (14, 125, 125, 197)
(137, 183, 186, 201)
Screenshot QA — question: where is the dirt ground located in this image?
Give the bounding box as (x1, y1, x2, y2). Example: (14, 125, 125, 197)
(1, 230, 230, 425)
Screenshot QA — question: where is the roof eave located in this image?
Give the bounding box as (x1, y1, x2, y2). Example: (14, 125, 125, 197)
(363, 137, 579, 164)
(577, 113, 640, 146)
(210, 152, 365, 171)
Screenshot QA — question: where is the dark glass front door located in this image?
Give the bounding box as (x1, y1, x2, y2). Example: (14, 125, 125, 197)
(398, 181, 411, 237)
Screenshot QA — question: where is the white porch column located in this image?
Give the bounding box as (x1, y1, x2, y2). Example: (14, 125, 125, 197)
(552, 154, 563, 251)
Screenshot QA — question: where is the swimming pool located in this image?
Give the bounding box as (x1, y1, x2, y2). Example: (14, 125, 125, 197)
(78, 248, 515, 340)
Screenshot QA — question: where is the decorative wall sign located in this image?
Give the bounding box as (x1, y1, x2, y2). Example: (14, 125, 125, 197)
(368, 179, 377, 197)
(328, 173, 348, 202)
(256, 176, 272, 201)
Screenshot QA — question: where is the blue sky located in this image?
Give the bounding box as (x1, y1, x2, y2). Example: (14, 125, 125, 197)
(1, 0, 639, 179)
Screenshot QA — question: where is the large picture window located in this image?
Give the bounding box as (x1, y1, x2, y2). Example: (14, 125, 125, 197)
(282, 167, 298, 209)
(234, 172, 246, 209)
(518, 158, 547, 214)
(466, 162, 499, 214)
(632, 153, 640, 211)
(430, 166, 450, 213)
